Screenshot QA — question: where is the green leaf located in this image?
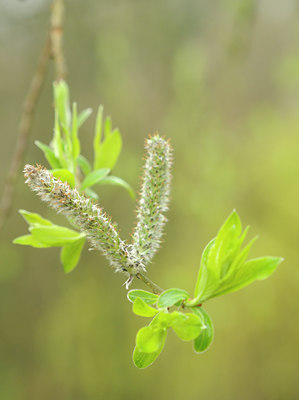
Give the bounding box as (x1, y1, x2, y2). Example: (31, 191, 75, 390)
(60, 236, 86, 273)
(133, 340, 166, 369)
(192, 307, 214, 353)
(54, 80, 70, 130)
(80, 168, 110, 191)
(127, 289, 158, 305)
(71, 102, 81, 163)
(170, 312, 203, 341)
(35, 141, 61, 169)
(157, 288, 189, 308)
(51, 169, 75, 188)
(30, 225, 84, 247)
(214, 257, 283, 297)
(77, 155, 92, 176)
(208, 210, 242, 279)
(13, 234, 51, 248)
(94, 129, 122, 170)
(97, 176, 135, 199)
(52, 110, 65, 167)
(132, 297, 158, 317)
(84, 187, 99, 200)
(18, 210, 53, 227)
(93, 105, 103, 168)
(136, 326, 167, 353)
(77, 107, 92, 128)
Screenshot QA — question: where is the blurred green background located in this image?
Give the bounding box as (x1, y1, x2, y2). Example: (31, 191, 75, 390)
(1, 0, 299, 399)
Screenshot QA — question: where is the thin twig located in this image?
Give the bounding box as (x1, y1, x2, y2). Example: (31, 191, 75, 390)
(50, 0, 66, 81)
(136, 272, 163, 294)
(0, 0, 66, 231)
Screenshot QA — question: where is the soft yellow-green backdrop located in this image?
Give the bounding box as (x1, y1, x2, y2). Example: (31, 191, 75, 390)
(0, 1, 298, 399)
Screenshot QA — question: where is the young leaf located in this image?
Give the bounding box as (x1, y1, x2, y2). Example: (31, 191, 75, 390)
(51, 169, 75, 188)
(35, 141, 61, 169)
(84, 187, 99, 200)
(127, 289, 158, 305)
(93, 105, 103, 169)
(13, 235, 51, 248)
(80, 168, 110, 191)
(192, 307, 214, 353)
(54, 80, 70, 130)
(30, 225, 84, 246)
(132, 297, 158, 317)
(94, 129, 122, 170)
(60, 236, 86, 273)
(97, 176, 135, 199)
(170, 312, 203, 341)
(133, 339, 166, 369)
(19, 210, 53, 227)
(77, 155, 92, 176)
(214, 257, 283, 298)
(104, 116, 112, 138)
(71, 102, 81, 163)
(157, 288, 189, 308)
(77, 107, 92, 128)
(136, 326, 167, 353)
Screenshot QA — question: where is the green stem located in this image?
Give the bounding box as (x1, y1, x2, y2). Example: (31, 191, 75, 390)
(136, 272, 163, 294)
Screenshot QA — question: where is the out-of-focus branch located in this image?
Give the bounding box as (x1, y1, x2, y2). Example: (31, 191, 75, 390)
(0, 0, 66, 231)
(50, 0, 66, 81)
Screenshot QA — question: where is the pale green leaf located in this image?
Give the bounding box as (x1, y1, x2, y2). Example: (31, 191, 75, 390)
(170, 312, 203, 341)
(132, 297, 158, 317)
(81, 168, 110, 191)
(35, 141, 61, 169)
(77, 155, 92, 176)
(77, 108, 92, 128)
(97, 175, 135, 199)
(13, 234, 51, 248)
(51, 169, 75, 188)
(30, 225, 84, 246)
(192, 307, 214, 353)
(60, 236, 86, 273)
(157, 288, 189, 308)
(71, 102, 81, 162)
(19, 209, 53, 227)
(127, 289, 158, 305)
(136, 326, 167, 353)
(94, 129, 122, 170)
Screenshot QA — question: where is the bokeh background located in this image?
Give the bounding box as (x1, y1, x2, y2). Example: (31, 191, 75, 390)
(1, 0, 299, 399)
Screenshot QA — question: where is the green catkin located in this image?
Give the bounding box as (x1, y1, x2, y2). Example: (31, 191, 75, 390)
(131, 134, 173, 269)
(23, 133, 172, 284)
(24, 164, 131, 273)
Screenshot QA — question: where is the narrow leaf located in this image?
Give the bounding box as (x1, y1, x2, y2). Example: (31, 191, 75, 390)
(13, 235, 51, 248)
(71, 102, 81, 162)
(80, 168, 110, 191)
(77, 107, 92, 128)
(30, 225, 84, 246)
(35, 141, 61, 169)
(93, 105, 103, 169)
(19, 209, 53, 227)
(77, 155, 92, 176)
(97, 175, 135, 199)
(157, 288, 189, 308)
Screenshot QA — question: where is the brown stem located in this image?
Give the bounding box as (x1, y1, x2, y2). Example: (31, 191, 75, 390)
(0, 0, 66, 231)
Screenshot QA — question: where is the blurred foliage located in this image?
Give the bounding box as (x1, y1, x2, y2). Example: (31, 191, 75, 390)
(0, 0, 299, 399)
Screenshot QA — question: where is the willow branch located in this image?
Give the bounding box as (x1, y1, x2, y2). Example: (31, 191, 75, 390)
(136, 272, 163, 294)
(0, 0, 66, 231)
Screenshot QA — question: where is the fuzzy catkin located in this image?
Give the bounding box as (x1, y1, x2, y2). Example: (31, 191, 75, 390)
(131, 134, 173, 266)
(23, 164, 133, 273)
(23, 134, 173, 277)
